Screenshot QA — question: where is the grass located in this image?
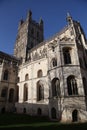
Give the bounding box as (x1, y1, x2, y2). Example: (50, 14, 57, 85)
(0, 113, 87, 129)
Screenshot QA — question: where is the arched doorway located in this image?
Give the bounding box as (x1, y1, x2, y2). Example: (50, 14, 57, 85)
(23, 108, 26, 114)
(37, 108, 42, 116)
(72, 109, 78, 122)
(1, 107, 5, 113)
(51, 107, 56, 119)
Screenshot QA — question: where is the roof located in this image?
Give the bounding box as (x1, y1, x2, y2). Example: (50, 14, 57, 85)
(0, 51, 20, 62)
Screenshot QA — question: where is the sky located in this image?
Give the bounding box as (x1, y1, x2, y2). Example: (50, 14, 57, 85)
(0, 0, 87, 55)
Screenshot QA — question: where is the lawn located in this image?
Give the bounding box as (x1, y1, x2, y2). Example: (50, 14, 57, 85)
(0, 113, 87, 129)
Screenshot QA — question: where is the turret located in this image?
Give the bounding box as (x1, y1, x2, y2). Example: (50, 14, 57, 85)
(66, 12, 73, 25)
(39, 17, 44, 30)
(18, 19, 24, 30)
(26, 10, 32, 21)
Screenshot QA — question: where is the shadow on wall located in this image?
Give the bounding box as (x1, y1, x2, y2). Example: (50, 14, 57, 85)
(15, 102, 49, 117)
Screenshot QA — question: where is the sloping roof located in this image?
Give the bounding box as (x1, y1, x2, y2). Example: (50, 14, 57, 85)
(0, 51, 20, 62)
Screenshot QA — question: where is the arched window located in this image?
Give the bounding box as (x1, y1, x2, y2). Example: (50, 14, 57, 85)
(51, 107, 56, 119)
(51, 78, 60, 97)
(63, 47, 71, 64)
(1, 87, 8, 99)
(83, 77, 87, 95)
(25, 74, 29, 81)
(8, 88, 14, 102)
(37, 70, 43, 78)
(72, 109, 78, 122)
(67, 75, 78, 95)
(3, 70, 8, 80)
(37, 80, 44, 101)
(52, 58, 57, 67)
(37, 108, 42, 116)
(24, 83, 28, 101)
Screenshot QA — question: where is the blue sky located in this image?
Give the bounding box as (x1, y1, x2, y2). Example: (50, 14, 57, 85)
(0, 0, 87, 54)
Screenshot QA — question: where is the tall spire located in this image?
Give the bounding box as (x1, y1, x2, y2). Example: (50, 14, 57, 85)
(26, 10, 32, 21)
(39, 17, 43, 25)
(66, 12, 73, 25)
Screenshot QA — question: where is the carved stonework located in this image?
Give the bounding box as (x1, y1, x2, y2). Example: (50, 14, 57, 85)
(60, 36, 74, 42)
(48, 40, 57, 51)
(41, 48, 47, 57)
(33, 48, 47, 61)
(33, 52, 39, 60)
(48, 40, 57, 48)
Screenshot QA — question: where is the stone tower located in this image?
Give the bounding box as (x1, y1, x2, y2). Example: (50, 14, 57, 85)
(14, 10, 44, 62)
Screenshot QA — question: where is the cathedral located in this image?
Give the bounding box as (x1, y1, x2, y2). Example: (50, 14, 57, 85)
(0, 10, 87, 122)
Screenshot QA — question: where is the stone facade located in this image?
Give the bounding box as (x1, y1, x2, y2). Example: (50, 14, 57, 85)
(0, 51, 19, 112)
(0, 11, 87, 122)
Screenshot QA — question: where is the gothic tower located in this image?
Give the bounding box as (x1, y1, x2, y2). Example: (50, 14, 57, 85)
(14, 10, 44, 62)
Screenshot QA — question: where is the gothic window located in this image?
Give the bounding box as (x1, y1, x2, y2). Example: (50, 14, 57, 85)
(37, 70, 43, 78)
(51, 78, 60, 97)
(83, 77, 87, 95)
(67, 75, 78, 95)
(1, 87, 8, 98)
(63, 47, 71, 64)
(3, 70, 9, 80)
(8, 88, 14, 102)
(25, 74, 29, 81)
(51, 107, 57, 119)
(37, 81, 44, 101)
(24, 83, 28, 101)
(52, 58, 57, 67)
